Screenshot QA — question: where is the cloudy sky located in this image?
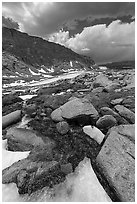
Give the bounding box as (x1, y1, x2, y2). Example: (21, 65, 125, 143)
(2, 1, 135, 64)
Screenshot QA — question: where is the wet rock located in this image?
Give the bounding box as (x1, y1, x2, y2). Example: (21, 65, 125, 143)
(6, 128, 55, 151)
(111, 98, 123, 105)
(96, 115, 117, 131)
(56, 121, 70, 135)
(83, 125, 105, 144)
(114, 105, 135, 124)
(2, 110, 22, 129)
(96, 125, 135, 202)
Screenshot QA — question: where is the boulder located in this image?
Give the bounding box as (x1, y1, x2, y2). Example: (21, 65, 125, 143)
(2, 110, 22, 129)
(114, 105, 135, 124)
(100, 107, 118, 117)
(92, 74, 111, 88)
(56, 121, 70, 135)
(100, 107, 129, 125)
(92, 74, 119, 91)
(2, 145, 74, 195)
(96, 125, 135, 202)
(51, 98, 99, 125)
(51, 108, 64, 122)
(83, 125, 105, 144)
(110, 98, 123, 105)
(61, 98, 99, 122)
(2, 157, 60, 194)
(6, 128, 55, 151)
(96, 115, 117, 130)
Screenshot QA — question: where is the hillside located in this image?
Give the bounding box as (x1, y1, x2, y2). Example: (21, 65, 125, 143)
(100, 61, 135, 70)
(2, 27, 95, 75)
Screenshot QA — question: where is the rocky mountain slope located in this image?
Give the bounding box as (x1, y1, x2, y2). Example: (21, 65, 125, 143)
(2, 27, 95, 76)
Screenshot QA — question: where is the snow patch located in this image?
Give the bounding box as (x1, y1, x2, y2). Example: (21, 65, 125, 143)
(70, 61, 73, 67)
(19, 94, 37, 100)
(29, 68, 41, 75)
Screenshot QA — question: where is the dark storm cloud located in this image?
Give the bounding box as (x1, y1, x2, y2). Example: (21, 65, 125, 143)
(2, 2, 135, 37)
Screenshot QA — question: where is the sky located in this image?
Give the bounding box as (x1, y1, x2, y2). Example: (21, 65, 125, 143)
(2, 1, 135, 64)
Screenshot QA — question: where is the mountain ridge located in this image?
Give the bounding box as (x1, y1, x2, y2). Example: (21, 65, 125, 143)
(2, 27, 95, 75)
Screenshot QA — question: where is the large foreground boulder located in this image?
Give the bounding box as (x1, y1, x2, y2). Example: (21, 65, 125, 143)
(51, 98, 99, 125)
(96, 124, 135, 202)
(2, 110, 22, 129)
(2, 146, 72, 195)
(6, 128, 55, 151)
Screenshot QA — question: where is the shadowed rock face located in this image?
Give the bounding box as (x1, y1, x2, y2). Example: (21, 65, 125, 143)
(96, 124, 135, 202)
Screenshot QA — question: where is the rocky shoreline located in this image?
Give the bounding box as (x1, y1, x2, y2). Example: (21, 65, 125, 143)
(2, 68, 135, 202)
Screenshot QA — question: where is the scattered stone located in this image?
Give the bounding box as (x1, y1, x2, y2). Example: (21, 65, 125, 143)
(111, 98, 123, 105)
(96, 115, 117, 130)
(96, 125, 135, 202)
(56, 121, 70, 135)
(83, 125, 105, 144)
(114, 105, 135, 124)
(51, 98, 99, 126)
(2, 110, 22, 129)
